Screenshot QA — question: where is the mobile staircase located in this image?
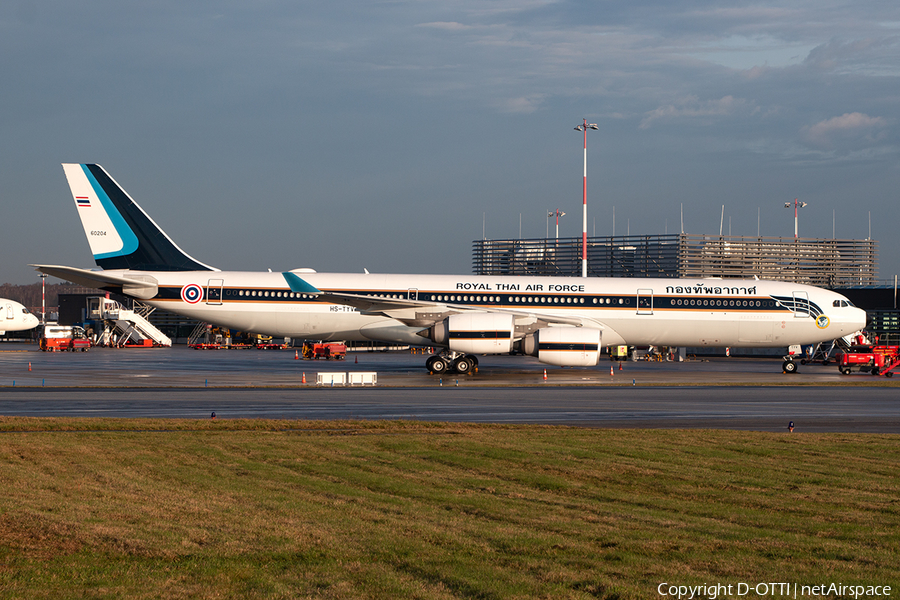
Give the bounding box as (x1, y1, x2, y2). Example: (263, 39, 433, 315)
(91, 297, 172, 347)
(804, 332, 866, 365)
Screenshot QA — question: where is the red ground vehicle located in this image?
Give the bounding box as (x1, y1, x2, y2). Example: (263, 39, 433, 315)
(302, 342, 347, 360)
(838, 345, 899, 376)
(40, 325, 91, 352)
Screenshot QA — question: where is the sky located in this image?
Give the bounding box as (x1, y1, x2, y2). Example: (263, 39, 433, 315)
(2, 0, 899, 285)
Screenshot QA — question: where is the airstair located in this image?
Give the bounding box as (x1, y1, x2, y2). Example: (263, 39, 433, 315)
(187, 321, 211, 347)
(90, 298, 172, 347)
(806, 332, 867, 365)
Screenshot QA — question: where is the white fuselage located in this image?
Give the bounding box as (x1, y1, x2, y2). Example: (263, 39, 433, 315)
(0, 298, 40, 334)
(107, 270, 867, 349)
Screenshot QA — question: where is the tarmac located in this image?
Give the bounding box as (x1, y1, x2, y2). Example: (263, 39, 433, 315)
(1, 344, 898, 432)
(0, 344, 893, 388)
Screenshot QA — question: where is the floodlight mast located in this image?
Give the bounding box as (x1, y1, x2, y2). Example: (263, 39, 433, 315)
(784, 198, 808, 238)
(551, 209, 565, 239)
(575, 119, 598, 277)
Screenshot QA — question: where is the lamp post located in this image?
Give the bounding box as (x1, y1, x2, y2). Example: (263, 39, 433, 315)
(551, 209, 565, 239)
(39, 273, 47, 324)
(575, 119, 598, 277)
(784, 198, 808, 239)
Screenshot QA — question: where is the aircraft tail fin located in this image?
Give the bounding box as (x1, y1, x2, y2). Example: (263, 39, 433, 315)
(61, 164, 217, 271)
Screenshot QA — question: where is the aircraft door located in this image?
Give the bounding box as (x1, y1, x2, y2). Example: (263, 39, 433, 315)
(636, 289, 653, 315)
(792, 291, 810, 318)
(5, 303, 12, 320)
(207, 279, 224, 305)
(407, 289, 418, 300)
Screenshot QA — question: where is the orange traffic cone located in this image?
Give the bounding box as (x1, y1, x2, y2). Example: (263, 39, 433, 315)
(543, 369, 547, 381)
(301, 372, 307, 384)
(610, 366, 614, 376)
(619, 362, 622, 370)
(294, 350, 299, 360)
(28, 362, 32, 371)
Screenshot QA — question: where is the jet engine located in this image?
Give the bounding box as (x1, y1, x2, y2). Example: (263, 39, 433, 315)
(419, 312, 515, 354)
(520, 326, 602, 367)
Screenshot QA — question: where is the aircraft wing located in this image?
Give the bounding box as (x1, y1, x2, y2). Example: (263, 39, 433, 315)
(32, 264, 159, 299)
(284, 272, 591, 329)
(325, 290, 588, 325)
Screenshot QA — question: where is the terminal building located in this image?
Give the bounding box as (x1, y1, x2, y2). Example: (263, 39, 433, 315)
(473, 233, 898, 345)
(472, 233, 877, 287)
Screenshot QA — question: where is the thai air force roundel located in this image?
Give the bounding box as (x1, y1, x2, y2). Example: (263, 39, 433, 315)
(181, 284, 203, 304)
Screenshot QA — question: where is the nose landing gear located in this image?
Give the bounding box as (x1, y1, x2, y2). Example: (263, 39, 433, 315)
(782, 358, 798, 373)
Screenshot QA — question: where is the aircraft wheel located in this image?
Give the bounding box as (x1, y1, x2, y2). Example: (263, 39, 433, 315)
(465, 354, 479, 368)
(782, 360, 798, 374)
(452, 357, 473, 375)
(429, 357, 449, 374)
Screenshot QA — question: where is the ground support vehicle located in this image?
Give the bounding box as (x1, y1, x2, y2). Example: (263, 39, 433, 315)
(255, 342, 286, 350)
(40, 325, 91, 352)
(302, 342, 347, 360)
(838, 345, 900, 377)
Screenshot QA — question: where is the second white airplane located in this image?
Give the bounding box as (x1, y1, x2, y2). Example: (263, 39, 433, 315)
(35, 163, 867, 374)
(1, 298, 40, 335)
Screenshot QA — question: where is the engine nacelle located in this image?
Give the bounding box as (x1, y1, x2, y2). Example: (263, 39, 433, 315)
(521, 326, 602, 367)
(421, 312, 515, 354)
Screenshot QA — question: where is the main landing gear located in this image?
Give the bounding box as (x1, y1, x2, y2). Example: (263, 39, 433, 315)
(426, 351, 479, 375)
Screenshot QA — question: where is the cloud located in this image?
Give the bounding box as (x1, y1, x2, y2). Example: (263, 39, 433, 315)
(802, 112, 888, 147)
(496, 94, 546, 114)
(803, 37, 900, 75)
(639, 95, 748, 129)
(416, 21, 472, 31)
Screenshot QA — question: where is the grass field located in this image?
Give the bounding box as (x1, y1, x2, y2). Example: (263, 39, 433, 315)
(0, 417, 897, 599)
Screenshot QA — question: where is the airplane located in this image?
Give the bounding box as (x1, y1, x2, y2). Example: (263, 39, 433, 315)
(35, 163, 867, 374)
(1, 298, 40, 335)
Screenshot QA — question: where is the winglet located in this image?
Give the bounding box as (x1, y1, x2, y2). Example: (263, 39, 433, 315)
(282, 272, 321, 294)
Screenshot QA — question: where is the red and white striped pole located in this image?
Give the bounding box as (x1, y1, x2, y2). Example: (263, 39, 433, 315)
(40, 273, 46, 324)
(575, 119, 598, 278)
(784, 198, 808, 239)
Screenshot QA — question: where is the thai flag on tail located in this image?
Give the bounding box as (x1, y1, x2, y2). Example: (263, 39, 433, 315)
(76, 196, 91, 208)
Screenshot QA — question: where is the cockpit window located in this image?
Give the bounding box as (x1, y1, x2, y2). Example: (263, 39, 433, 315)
(833, 299, 854, 308)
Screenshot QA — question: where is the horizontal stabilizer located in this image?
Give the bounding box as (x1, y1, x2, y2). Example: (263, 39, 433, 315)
(32, 264, 159, 299)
